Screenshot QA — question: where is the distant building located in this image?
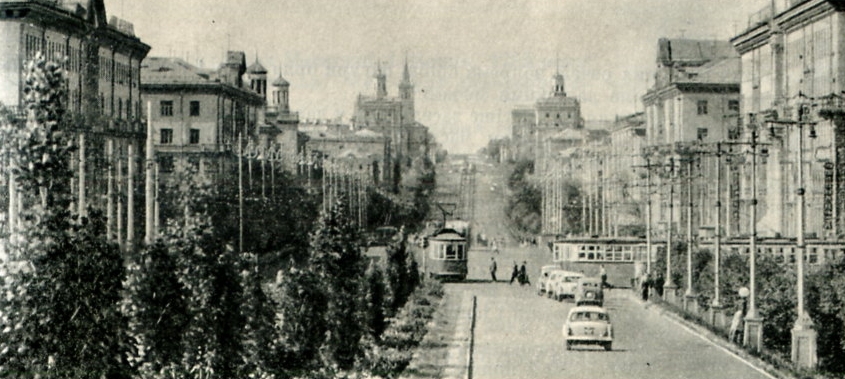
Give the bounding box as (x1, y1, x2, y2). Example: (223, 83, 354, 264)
(607, 113, 647, 236)
(298, 121, 388, 184)
(0, 0, 150, 247)
(511, 107, 536, 161)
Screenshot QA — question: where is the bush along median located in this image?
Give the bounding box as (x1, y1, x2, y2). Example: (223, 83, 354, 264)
(362, 280, 445, 379)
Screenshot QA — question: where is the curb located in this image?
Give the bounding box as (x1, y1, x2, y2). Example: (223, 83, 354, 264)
(625, 291, 796, 379)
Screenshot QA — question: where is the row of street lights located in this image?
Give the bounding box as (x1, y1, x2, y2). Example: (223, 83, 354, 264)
(639, 104, 819, 366)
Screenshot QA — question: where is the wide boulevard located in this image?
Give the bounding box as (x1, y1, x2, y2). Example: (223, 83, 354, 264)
(441, 157, 774, 379)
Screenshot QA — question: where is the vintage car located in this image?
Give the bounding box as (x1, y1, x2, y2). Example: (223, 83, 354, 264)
(549, 271, 585, 301)
(563, 305, 613, 351)
(536, 265, 561, 295)
(574, 277, 604, 306)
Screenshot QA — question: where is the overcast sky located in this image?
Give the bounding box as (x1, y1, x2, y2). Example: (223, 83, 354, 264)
(105, 0, 767, 154)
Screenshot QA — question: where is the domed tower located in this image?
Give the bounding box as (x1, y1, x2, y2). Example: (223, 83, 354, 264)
(374, 62, 387, 99)
(271, 73, 290, 113)
(247, 58, 268, 97)
(399, 57, 415, 125)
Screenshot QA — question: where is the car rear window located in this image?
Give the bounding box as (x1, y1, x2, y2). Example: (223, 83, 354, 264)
(570, 311, 609, 322)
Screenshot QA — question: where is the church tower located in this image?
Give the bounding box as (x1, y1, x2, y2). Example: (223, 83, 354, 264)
(374, 62, 388, 99)
(399, 57, 415, 125)
(247, 58, 268, 97)
(553, 70, 566, 97)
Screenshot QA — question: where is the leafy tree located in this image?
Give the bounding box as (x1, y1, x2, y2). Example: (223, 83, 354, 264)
(364, 262, 388, 339)
(308, 198, 367, 369)
(808, 256, 845, 372)
(272, 263, 327, 375)
(0, 53, 131, 379)
(239, 253, 279, 378)
(384, 234, 410, 315)
(160, 161, 246, 379)
(124, 240, 189, 376)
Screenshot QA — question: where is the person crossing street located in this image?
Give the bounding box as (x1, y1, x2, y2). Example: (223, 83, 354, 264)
(489, 257, 498, 282)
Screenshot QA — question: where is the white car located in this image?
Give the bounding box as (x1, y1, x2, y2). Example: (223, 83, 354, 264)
(563, 306, 613, 351)
(536, 265, 562, 295)
(549, 271, 585, 301)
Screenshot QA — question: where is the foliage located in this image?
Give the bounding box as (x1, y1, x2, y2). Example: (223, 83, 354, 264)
(384, 233, 410, 316)
(0, 53, 131, 379)
(362, 280, 443, 378)
(808, 256, 845, 372)
(124, 240, 189, 375)
(308, 198, 367, 370)
(240, 253, 279, 378)
(158, 162, 246, 379)
(364, 262, 388, 339)
(272, 263, 328, 376)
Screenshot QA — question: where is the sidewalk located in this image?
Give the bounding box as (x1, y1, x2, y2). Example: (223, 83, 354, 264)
(625, 290, 795, 379)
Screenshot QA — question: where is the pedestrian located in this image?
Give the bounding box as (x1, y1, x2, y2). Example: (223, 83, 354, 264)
(654, 272, 665, 298)
(641, 271, 651, 301)
(518, 261, 530, 286)
(489, 257, 498, 282)
(509, 261, 519, 284)
(729, 308, 744, 344)
(599, 264, 608, 288)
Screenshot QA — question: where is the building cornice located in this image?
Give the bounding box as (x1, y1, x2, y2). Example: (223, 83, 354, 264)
(141, 82, 265, 106)
(732, 0, 843, 55)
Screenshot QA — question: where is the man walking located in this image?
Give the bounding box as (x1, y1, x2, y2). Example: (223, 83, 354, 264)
(509, 261, 519, 284)
(489, 257, 498, 282)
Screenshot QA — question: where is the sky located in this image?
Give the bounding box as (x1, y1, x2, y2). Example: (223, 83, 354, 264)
(104, 0, 768, 154)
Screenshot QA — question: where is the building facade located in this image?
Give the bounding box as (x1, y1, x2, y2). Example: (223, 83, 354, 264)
(0, 0, 150, 248)
(642, 38, 741, 239)
(732, 0, 845, 241)
(140, 52, 265, 190)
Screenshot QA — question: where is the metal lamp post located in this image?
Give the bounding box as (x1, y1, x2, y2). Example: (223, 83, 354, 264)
(743, 129, 763, 352)
(683, 155, 698, 312)
(710, 142, 725, 327)
(664, 156, 678, 303)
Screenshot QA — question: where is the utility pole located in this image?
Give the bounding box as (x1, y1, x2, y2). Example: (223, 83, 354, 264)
(664, 156, 677, 303)
(711, 142, 726, 327)
(744, 129, 762, 352)
(145, 101, 155, 245)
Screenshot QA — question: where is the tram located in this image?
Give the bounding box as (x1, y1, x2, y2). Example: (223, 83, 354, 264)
(424, 225, 469, 281)
(551, 237, 659, 288)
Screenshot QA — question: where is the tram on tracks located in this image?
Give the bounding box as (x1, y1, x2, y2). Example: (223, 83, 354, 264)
(551, 237, 659, 288)
(424, 221, 470, 281)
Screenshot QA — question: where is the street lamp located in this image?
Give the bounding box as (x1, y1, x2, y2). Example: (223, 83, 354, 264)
(768, 103, 818, 368)
(663, 156, 678, 303)
(743, 129, 763, 352)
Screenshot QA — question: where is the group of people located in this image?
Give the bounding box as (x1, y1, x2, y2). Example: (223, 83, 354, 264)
(637, 271, 665, 301)
(489, 258, 530, 285)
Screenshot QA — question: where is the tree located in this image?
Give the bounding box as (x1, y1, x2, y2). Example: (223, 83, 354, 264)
(124, 241, 189, 376)
(0, 53, 131, 379)
(239, 253, 279, 378)
(384, 234, 410, 315)
(273, 263, 327, 375)
(160, 161, 246, 379)
(308, 197, 367, 369)
(364, 262, 388, 339)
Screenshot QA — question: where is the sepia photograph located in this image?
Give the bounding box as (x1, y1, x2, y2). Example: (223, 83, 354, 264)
(0, 0, 843, 378)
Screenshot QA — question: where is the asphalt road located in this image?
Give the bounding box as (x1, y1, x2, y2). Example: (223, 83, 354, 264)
(440, 156, 773, 379)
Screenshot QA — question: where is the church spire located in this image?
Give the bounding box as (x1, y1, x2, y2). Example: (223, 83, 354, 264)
(374, 61, 387, 99)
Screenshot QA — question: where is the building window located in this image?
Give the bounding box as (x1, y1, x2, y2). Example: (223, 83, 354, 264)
(728, 100, 740, 112)
(160, 128, 173, 144)
(190, 101, 200, 116)
(697, 128, 708, 140)
(190, 129, 200, 144)
(160, 101, 173, 116)
(697, 100, 708, 115)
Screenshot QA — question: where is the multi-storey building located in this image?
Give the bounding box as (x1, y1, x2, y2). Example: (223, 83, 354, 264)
(642, 38, 740, 238)
(511, 107, 536, 161)
(0, 0, 150, 248)
(731, 0, 845, 241)
(607, 113, 647, 237)
(140, 52, 265, 186)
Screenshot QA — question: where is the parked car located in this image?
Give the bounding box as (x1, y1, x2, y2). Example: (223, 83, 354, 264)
(536, 265, 561, 295)
(563, 305, 613, 351)
(574, 277, 604, 306)
(550, 271, 585, 301)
